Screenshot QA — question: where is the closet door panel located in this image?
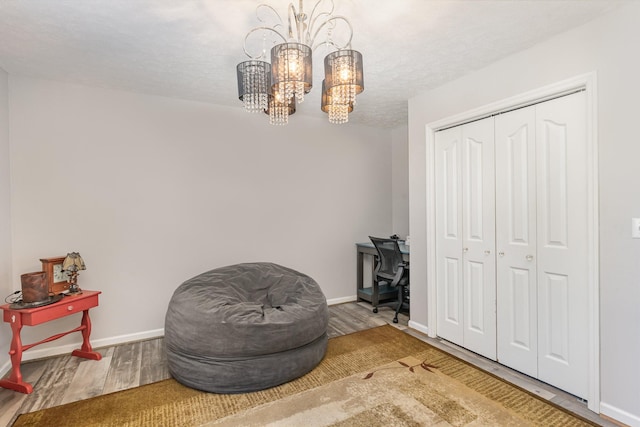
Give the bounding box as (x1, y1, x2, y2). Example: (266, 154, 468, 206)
(435, 126, 464, 345)
(461, 118, 496, 360)
(508, 267, 536, 348)
(495, 106, 538, 377)
(535, 92, 588, 399)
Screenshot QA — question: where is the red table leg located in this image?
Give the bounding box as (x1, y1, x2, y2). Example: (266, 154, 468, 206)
(0, 314, 33, 394)
(71, 310, 102, 360)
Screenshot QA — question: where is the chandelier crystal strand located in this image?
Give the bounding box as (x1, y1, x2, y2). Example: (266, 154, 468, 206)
(269, 100, 288, 125)
(321, 79, 352, 124)
(328, 104, 349, 124)
(236, 60, 271, 113)
(268, 92, 296, 125)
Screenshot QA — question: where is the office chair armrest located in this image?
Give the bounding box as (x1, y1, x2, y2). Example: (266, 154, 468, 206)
(390, 265, 406, 287)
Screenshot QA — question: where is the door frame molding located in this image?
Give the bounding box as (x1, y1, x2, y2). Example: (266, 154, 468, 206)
(424, 72, 600, 412)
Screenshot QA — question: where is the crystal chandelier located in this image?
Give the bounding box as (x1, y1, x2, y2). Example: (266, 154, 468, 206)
(236, 0, 364, 125)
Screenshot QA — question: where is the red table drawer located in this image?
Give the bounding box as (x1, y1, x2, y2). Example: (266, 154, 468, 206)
(21, 293, 99, 326)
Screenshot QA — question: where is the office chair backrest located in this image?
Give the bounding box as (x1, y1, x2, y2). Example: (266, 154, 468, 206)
(369, 236, 405, 278)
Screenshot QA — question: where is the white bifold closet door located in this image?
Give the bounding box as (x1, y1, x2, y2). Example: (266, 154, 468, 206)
(435, 91, 588, 399)
(495, 91, 588, 398)
(435, 117, 497, 360)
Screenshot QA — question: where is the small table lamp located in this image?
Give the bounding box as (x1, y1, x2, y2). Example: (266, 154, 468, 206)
(62, 252, 86, 294)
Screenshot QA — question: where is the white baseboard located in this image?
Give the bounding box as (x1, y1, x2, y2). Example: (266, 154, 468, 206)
(0, 297, 388, 380)
(600, 402, 640, 427)
(0, 359, 10, 379)
(327, 295, 357, 305)
(0, 296, 360, 379)
(0, 328, 165, 379)
(0, 296, 359, 378)
(408, 320, 429, 336)
(90, 328, 165, 350)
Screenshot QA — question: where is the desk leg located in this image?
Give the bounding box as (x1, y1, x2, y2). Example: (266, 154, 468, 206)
(71, 310, 102, 360)
(357, 250, 364, 296)
(0, 316, 33, 394)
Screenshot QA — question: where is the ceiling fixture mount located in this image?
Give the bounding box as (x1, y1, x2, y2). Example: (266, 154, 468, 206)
(236, 0, 364, 125)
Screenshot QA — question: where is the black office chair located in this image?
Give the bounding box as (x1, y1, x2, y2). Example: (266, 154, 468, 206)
(369, 236, 409, 324)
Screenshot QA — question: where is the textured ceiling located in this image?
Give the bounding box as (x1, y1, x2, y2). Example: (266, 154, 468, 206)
(0, 0, 626, 128)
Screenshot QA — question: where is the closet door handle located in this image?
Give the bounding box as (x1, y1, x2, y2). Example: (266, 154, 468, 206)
(463, 247, 469, 253)
(498, 252, 505, 257)
(526, 255, 534, 261)
(484, 250, 491, 255)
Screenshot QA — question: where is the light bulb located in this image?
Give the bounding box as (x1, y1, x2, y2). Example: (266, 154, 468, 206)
(339, 67, 351, 82)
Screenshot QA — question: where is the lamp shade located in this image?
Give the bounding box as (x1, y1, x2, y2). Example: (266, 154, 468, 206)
(324, 49, 364, 105)
(62, 252, 86, 272)
(271, 42, 312, 103)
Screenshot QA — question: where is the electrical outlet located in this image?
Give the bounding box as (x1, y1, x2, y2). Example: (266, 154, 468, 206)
(633, 218, 640, 239)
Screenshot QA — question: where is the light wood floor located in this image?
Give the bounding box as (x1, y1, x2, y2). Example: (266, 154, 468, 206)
(0, 302, 616, 427)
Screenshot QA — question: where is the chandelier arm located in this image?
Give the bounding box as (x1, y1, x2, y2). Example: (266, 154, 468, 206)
(307, 11, 332, 44)
(243, 26, 287, 59)
(256, 4, 283, 26)
(310, 15, 353, 50)
(312, 39, 340, 52)
(308, 0, 334, 21)
(287, 3, 302, 41)
(306, 0, 334, 43)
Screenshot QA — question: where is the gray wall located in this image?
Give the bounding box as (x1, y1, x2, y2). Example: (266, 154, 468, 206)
(2, 75, 396, 362)
(0, 67, 11, 373)
(391, 125, 409, 239)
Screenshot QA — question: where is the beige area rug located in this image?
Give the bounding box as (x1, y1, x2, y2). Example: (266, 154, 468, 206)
(205, 354, 553, 427)
(14, 325, 596, 426)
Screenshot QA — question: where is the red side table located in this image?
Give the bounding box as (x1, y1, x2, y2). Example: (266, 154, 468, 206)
(0, 290, 102, 393)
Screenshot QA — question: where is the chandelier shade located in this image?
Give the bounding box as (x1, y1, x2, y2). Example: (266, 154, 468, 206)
(271, 43, 313, 104)
(321, 79, 353, 124)
(266, 92, 296, 126)
(323, 49, 363, 124)
(324, 50, 364, 102)
(237, 60, 271, 113)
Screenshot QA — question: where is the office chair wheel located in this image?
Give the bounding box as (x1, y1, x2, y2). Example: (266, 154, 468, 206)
(393, 317, 398, 324)
(373, 307, 378, 313)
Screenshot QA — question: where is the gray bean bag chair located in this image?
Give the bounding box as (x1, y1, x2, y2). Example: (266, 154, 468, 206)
(164, 262, 328, 393)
